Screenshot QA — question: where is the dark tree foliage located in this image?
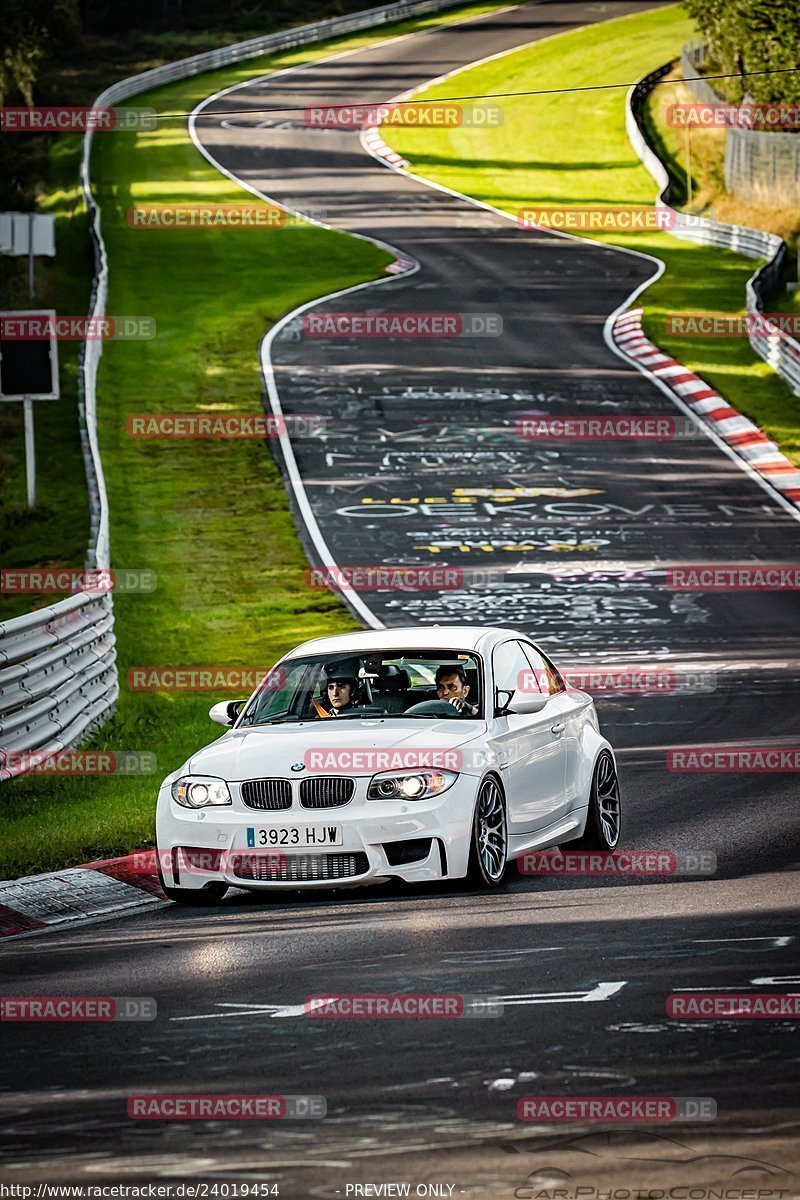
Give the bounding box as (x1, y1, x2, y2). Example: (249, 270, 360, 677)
(0, 0, 379, 207)
(0, 0, 80, 206)
(0, 0, 80, 103)
(75, 0, 387, 37)
(683, 0, 800, 104)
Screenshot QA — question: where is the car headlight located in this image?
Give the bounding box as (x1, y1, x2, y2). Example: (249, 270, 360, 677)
(171, 775, 232, 808)
(367, 768, 458, 801)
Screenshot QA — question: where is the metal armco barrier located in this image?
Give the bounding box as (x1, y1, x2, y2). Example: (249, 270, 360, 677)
(0, 593, 118, 780)
(1, 0, 470, 779)
(627, 64, 800, 398)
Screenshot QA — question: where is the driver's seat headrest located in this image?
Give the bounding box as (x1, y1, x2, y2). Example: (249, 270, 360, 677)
(376, 665, 411, 693)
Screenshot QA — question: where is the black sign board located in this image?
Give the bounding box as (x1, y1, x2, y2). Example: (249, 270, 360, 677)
(0, 310, 59, 400)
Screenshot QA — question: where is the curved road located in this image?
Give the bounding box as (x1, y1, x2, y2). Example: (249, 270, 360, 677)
(2, 2, 799, 1193)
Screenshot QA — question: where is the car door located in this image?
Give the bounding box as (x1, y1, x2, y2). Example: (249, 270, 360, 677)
(488, 639, 567, 838)
(520, 640, 586, 819)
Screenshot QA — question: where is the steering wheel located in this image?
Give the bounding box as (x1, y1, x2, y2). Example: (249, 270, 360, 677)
(403, 699, 464, 718)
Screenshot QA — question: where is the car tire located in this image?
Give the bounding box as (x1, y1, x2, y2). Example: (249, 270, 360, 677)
(157, 863, 229, 906)
(467, 776, 508, 888)
(573, 750, 621, 850)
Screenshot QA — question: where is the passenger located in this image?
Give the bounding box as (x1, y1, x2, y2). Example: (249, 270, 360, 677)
(314, 657, 362, 717)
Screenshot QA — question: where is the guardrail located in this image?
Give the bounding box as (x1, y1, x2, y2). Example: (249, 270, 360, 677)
(0, 592, 118, 780)
(1, 0, 474, 779)
(627, 64, 800, 398)
(1, 116, 118, 778)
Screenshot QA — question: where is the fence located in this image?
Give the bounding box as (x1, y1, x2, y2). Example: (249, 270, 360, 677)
(627, 64, 800, 398)
(724, 127, 800, 207)
(680, 41, 717, 105)
(681, 41, 800, 207)
(0, 0, 471, 780)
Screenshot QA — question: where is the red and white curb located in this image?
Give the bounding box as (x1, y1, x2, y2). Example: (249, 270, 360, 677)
(361, 123, 416, 276)
(0, 851, 165, 939)
(362, 124, 410, 170)
(612, 308, 800, 512)
(359, 126, 414, 272)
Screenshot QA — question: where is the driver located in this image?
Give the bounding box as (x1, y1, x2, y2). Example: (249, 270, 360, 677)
(435, 663, 478, 717)
(316, 658, 362, 717)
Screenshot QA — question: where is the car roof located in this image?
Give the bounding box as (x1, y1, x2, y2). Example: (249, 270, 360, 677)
(286, 625, 532, 658)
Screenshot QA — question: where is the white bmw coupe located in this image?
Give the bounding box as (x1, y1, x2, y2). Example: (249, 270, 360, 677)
(155, 625, 621, 903)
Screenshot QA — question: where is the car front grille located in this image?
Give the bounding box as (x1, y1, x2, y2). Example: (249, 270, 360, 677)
(299, 776, 355, 809)
(241, 779, 292, 810)
(230, 851, 369, 882)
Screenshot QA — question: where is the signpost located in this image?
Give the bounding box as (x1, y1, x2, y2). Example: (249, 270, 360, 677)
(0, 212, 56, 300)
(0, 214, 59, 509)
(0, 310, 60, 509)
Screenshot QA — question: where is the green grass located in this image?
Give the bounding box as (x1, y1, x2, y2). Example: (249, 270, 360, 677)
(384, 3, 800, 466)
(0, 0, 514, 878)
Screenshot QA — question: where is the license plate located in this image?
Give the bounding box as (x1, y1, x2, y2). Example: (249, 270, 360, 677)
(246, 825, 343, 848)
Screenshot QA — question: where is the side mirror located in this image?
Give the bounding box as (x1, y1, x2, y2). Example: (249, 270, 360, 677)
(507, 693, 549, 715)
(209, 699, 245, 727)
(495, 688, 549, 716)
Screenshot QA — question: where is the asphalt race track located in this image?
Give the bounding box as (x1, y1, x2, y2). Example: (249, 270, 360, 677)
(2, 2, 800, 1193)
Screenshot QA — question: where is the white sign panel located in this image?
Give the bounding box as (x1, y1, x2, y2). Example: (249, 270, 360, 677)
(0, 212, 56, 258)
(31, 214, 56, 257)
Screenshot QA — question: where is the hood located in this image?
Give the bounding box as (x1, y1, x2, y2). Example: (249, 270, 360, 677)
(188, 717, 486, 780)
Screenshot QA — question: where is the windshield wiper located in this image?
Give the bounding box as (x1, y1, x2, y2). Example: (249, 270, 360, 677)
(321, 709, 389, 719)
(247, 715, 299, 726)
(402, 713, 477, 719)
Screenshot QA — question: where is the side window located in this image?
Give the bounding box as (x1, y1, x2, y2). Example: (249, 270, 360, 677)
(521, 642, 566, 695)
(242, 663, 304, 725)
(492, 640, 536, 698)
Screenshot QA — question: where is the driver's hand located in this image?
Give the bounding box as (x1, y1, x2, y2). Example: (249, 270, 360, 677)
(448, 696, 469, 714)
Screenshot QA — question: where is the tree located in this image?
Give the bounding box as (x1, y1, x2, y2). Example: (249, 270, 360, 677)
(0, 0, 80, 105)
(683, 0, 800, 105)
(0, 0, 80, 207)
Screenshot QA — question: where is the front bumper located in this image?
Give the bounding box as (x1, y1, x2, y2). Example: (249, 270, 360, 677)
(155, 774, 478, 890)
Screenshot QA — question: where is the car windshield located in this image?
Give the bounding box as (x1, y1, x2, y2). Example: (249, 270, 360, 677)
(240, 650, 483, 726)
